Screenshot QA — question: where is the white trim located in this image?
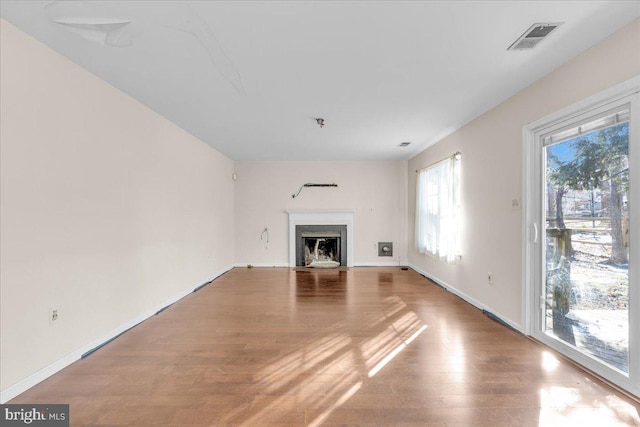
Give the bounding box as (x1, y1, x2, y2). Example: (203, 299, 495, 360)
(287, 210, 355, 267)
(524, 76, 640, 133)
(522, 124, 540, 336)
(233, 262, 290, 268)
(409, 263, 523, 333)
(522, 127, 531, 335)
(234, 262, 409, 268)
(354, 262, 409, 267)
(0, 264, 234, 403)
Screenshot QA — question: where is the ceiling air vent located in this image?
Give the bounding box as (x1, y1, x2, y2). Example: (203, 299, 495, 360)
(398, 142, 411, 147)
(507, 22, 563, 51)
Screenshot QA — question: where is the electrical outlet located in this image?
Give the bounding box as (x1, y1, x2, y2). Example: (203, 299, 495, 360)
(487, 273, 494, 285)
(50, 309, 58, 325)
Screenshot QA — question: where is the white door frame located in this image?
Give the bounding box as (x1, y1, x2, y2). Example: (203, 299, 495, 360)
(522, 75, 640, 398)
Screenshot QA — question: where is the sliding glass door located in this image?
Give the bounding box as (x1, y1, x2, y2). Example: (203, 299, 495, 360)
(525, 80, 639, 398)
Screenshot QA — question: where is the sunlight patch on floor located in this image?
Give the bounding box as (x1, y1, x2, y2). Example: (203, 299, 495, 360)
(539, 386, 640, 425)
(362, 310, 426, 376)
(542, 351, 560, 372)
(306, 382, 363, 427)
(254, 331, 352, 392)
(233, 296, 428, 426)
(367, 324, 427, 378)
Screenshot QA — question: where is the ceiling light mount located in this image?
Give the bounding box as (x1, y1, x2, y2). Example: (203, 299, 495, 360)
(315, 118, 325, 128)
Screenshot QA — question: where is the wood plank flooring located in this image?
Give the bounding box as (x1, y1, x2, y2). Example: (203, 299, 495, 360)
(10, 267, 640, 426)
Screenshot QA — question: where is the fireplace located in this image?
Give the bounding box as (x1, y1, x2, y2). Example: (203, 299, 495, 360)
(296, 225, 347, 267)
(287, 210, 355, 267)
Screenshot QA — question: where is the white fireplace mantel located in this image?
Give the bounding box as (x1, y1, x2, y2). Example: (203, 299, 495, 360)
(287, 210, 354, 267)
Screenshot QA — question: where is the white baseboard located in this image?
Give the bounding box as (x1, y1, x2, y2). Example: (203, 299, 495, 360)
(0, 264, 234, 403)
(234, 262, 409, 268)
(408, 263, 522, 333)
(354, 261, 409, 267)
(233, 262, 289, 268)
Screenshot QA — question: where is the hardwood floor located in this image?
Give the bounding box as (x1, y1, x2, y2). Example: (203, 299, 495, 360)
(10, 267, 640, 426)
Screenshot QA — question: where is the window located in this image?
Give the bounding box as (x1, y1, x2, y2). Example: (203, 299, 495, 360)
(415, 153, 461, 263)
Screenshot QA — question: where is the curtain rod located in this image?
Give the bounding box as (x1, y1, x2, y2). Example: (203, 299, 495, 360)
(416, 151, 461, 172)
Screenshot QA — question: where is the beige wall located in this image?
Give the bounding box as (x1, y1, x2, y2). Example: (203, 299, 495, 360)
(0, 21, 235, 392)
(234, 161, 408, 266)
(408, 18, 640, 327)
(2, 13, 638, 401)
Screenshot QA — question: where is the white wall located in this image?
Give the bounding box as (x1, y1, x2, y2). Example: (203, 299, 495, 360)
(234, 161, 408, 266)
(0, 20, 235, 395)
(408, 19, 640, 327)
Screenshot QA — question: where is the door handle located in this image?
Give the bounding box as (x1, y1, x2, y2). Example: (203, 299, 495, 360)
(532, 223, 539, 244)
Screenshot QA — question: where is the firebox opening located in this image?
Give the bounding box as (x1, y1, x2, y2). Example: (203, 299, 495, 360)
(295, 225, 347, 267)
(303, 233, 340, 268)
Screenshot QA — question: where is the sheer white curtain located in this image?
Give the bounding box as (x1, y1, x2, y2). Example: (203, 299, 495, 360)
(415, 153, 461, 263)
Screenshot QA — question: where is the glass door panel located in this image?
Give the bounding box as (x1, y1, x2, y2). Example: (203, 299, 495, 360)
(543, 114, 630, 373)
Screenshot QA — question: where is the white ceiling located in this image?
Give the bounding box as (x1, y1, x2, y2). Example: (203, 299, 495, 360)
(2, 1, 639, 161)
